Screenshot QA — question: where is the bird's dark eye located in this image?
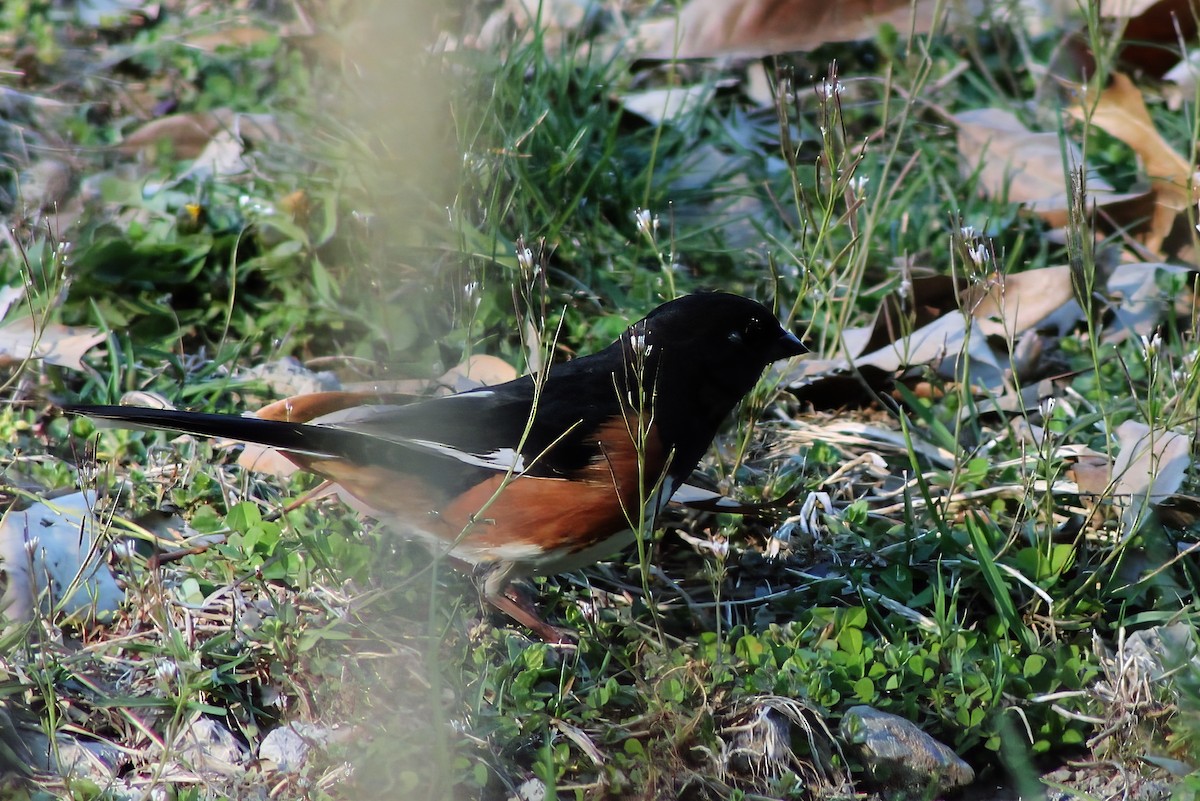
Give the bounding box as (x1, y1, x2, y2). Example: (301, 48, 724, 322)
(729, 318, 763, 345)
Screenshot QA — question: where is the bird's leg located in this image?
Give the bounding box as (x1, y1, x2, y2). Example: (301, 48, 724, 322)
(475, 561, 576, 645)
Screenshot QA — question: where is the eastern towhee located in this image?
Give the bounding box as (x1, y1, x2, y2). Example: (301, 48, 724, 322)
(66, 293, 807, 642)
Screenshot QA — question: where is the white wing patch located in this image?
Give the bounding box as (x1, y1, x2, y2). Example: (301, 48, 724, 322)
(408, 439, 528, 473)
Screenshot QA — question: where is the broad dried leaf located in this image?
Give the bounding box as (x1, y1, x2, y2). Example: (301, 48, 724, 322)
(787, 311, 1008, 404)
(1163, 50, 1200, 111)
(0, 317, 105, 371)
(1102, 0, 1165, 16)
(75, 0, 157, 28)
(967, 265, 1076, 338)
(18, 159, 74, 212)
(1107, 262, 1198, 337)
(621, 85, 715, 125)
(440, 354, 519, 390)
(477, 0, 591, 51)
(1069, 72, 1198, 252)
(0, 286, 24, 320)
(184, 26, 275, 53)
(0, 491, 123, 627)
(1111, 420, 1192, 533)
(1104, 0, 1200, 76)
(183, 130, 256, 179)
(954, 107, 1149, 226)
(633, 0, 966, 59)
(118, 109, 280, 160)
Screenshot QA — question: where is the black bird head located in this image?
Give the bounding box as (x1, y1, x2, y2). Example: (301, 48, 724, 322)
(617, 292, 807, 467)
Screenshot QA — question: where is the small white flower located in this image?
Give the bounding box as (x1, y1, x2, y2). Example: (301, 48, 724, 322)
(967, 244, 989, 267)
(634, 207, 655, 238)
(516, 246, 534, 273)
(155, 659, 179, 685)
(111, 540, 137, 560)
(463, 281, 481, 310)
(1141, 331, 1162, 358)
(817, 79, 843, 99)
(629, 324, 653, 355)
(960, 225, 976, 239)
(849, 175, 870, 195)
(898, 278, 912, 301)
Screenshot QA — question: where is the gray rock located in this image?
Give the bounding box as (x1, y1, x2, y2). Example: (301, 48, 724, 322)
(25, 729, 124, 782)
(1123, 624, 1197, 680)
(171, 717, 248, 776)
(0, 490, 125, 628)
(18, 159, 75, 212)
(839, 705, 974, 793)
(259, 723, 334, 773)
(242, 358, 340, 399)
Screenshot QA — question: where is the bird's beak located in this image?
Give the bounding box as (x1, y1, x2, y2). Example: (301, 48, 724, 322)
(768, 330, 809, 362)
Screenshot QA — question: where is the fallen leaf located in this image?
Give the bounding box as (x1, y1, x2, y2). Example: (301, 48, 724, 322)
(1162, 50, 1200, 110)
(0, 286, 24, 320)
(0, 491, 124, 628)
(1106, 262, 1198, 337)
(117, 111, 228, 158)
(182, 130, 255, 179)
(476, 0, 592, 52)
(18, 159, 75, 212)
(440, 354, 519, 390)
(1102, 0, 1167, 18)
(74, 0, 157, 28)
(184, 26, 275, 53)
(118, 109, 280, 160)
(632, 0, 973, 59)
(1110, 420, 1192, 534)
(1069, 72, 1198, 253)
(620, 85, 715, 126)
(954, 107, 1150, 227)
(0, 317, 105, 372)
(1104, 0, 1199, 77)
(966, 265, 1077, 338)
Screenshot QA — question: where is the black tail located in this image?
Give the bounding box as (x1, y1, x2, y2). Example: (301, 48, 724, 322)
(63, 404, 380, 464)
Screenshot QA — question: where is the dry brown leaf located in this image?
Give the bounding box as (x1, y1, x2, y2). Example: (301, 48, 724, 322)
(117, 111, 228, 158)
(0, 317, 105, 372)
(1107, 261, 1198, 336)
(0, 491, 123, 627)
(1163, 50, 1200, 110)
(1105, 0, 1199, 77)
(788, 260, 1096, 408)
(184, 26, 275, 53)
(476, 0, 591, 52)
(118, 109, 280, 159)
(440, 354, 519, 389)
(633, 0, 967, 59)
(1111, 420, 1192, 533)
(967, 265, 1076, 338)
(1102, 0, 1165, 17)
(1067, 454, 1114, 497)
(0, 286, 24, 320)
(18, 159, 75, 212)
(620, 85, 715, 125)
(954, 107, 1150, 227)
(1069, 72, 1198, 253)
